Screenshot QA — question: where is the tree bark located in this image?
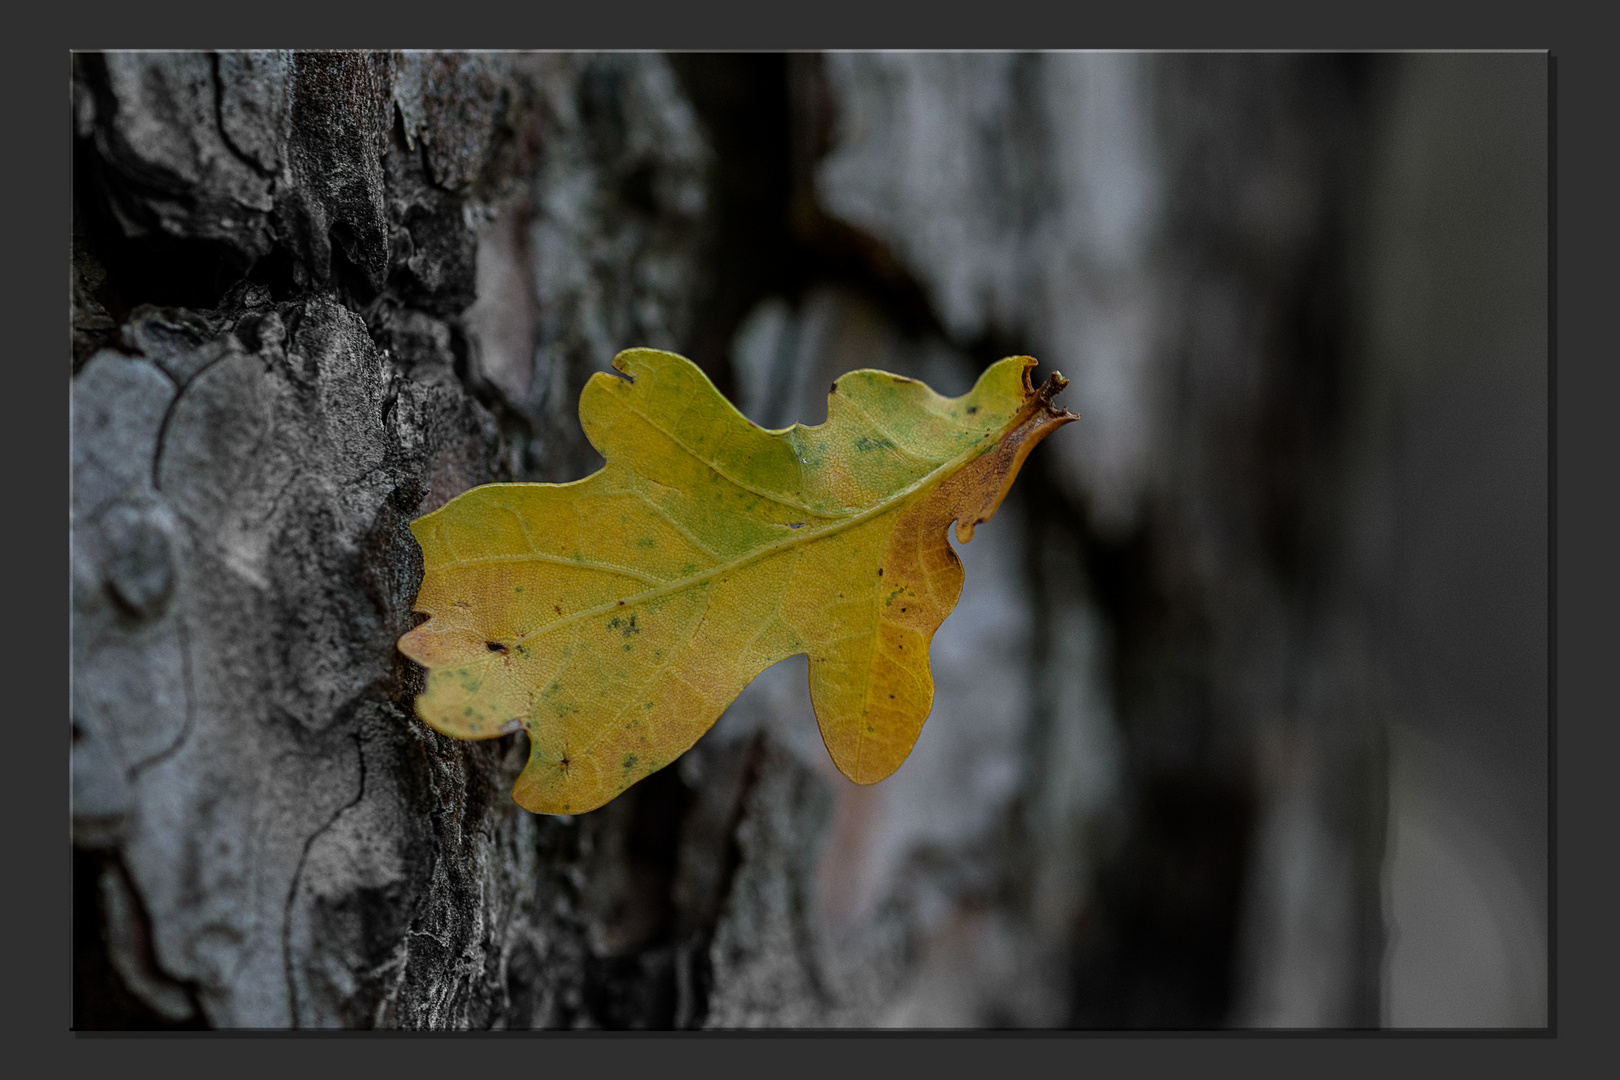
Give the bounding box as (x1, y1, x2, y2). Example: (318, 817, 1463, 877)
(74, 51, 1534, 1030)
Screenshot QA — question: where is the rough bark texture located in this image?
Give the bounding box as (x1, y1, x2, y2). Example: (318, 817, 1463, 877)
(71, 52, 1545, 1029)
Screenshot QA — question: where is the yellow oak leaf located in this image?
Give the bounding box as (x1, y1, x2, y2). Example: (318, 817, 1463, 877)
(398, 348, 1076, 814)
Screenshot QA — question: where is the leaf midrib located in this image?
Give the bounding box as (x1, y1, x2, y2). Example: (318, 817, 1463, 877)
(501, 431, 996, 649)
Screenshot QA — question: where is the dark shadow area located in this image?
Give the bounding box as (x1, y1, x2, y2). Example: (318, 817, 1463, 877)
(72, 848, 207, 1030)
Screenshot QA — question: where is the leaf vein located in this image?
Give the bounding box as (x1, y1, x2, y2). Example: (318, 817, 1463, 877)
(617, 397, 821, 515)
(627, 489, 723, 561)
(432, 551, 665, 585)
(508, 439, 985, 650)
(838, 394, 949, 467)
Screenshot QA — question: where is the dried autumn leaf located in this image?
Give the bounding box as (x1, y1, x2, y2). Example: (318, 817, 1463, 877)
(398, 348, 1076, 814)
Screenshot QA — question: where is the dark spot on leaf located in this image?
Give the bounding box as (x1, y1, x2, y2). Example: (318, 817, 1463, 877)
(966, 405, 978, 415)
(787, 522, 804, 529)
(830, 382, 838, 394)
(877, 568, 883, 576)
(487, 641, 507, 653)
(622, 753, 638, 770)
(514, 585, 523, 593)
(554, 605, 563, 614)
(618, 599, 626, 606)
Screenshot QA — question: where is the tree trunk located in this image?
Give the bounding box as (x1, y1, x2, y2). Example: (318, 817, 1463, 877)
(71, 51, 1543, 1029)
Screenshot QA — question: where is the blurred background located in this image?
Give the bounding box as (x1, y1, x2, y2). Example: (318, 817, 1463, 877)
(72, 51, 1547, 1028)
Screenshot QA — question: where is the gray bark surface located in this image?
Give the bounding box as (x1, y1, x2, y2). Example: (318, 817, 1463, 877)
(73, 51, 715, 1029)
(71, 51, 1545, 1029)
